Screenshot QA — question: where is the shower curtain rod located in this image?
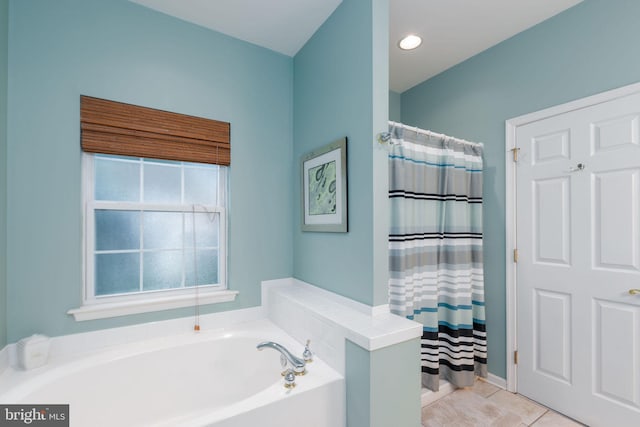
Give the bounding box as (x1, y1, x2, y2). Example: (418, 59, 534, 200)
(382, 121, 484, 148)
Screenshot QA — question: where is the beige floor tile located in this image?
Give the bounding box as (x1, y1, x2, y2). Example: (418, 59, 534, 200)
(489, 412, 527, 427)
(487, 391, 547, 425)
(420, 383, 584, 427)
(531, 410, 584, 426)
(471, 378, 501, 398)
(422, 389, 527, 427)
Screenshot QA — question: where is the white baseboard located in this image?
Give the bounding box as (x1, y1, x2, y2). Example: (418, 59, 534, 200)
(485, 373, 507, 390)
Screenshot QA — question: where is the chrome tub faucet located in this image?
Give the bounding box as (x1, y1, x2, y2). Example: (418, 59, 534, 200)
(256, 341, 307, 375)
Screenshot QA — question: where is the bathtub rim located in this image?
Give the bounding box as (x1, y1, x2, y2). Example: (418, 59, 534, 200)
(0, 317, 342, 400)
(1, 306, 265, 373)
(0, 318, 345, 427)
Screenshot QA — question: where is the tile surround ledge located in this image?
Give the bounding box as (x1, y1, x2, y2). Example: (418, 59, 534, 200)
(262, 278, 422, 375)
(0, 278, 420, 377)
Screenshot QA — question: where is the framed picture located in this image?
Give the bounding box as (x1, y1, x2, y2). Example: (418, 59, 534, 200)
(301, 137, 348, 232)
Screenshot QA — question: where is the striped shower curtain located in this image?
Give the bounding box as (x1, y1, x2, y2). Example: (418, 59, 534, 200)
(387, 122, 487, 392)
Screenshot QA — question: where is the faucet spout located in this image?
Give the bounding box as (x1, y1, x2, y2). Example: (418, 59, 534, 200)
(257, 341, 306, 374)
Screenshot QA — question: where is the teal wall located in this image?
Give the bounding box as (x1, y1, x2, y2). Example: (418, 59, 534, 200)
(389, 90, 401, 122)
(401, 0, 640, 379)
(346, 339, 421, 427)
(293, 3, 422, 423)
(6, 0, 293, 342)
(0, 0, 8, 348)
(293, 0, 389, 306)
(5, 2, 422, 424)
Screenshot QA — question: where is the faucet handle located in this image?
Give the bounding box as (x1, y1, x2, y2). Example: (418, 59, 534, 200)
(303, 339, 313, 363)
(283, 368, 296, 389)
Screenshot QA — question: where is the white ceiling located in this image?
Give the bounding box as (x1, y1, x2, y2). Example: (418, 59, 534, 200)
(389, 0, 583, 92)
(130, 0, 342, 57)
(130, 0, 583, 93)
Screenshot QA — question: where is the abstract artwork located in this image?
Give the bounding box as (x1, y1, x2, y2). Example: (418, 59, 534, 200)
(301, 138, 347, 232)
(308, 160, 337, 215)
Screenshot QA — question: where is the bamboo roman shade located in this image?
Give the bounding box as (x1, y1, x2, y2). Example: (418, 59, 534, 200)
(80, 96, 230, 165)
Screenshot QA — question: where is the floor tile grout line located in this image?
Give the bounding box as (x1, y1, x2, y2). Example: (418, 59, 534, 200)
(484, 387, 500, 398)
(423, 386, 582, 427)
(528, 409, 549, 426)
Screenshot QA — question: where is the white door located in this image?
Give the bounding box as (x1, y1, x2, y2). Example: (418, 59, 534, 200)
(515, 89, 640, 426)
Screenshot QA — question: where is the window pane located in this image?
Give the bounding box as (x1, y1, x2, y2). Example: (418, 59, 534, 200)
(185, 212, 219, 248)
(95, 253, 140, 296)
(143, 250, 183, 291)
(95, 210, 140, 251)
(184, 166, 218, 204)
(95, 158, 140, 201)
(143, 212, 182, 249)
(143, 163, 181, 203)
(185, 249, 218, 286)
(89, 155, 226, 300)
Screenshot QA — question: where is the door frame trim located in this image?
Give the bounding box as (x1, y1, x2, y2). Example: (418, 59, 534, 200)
(504, 80, 640, 393)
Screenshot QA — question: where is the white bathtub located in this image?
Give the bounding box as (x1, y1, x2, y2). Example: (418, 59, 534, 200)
(0, 319, 345, 427)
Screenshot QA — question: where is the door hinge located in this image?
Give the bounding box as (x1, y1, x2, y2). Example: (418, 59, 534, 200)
(513, 248, 519, 263)
(511, 147, 520, 162)
(514, 350, 518, 365)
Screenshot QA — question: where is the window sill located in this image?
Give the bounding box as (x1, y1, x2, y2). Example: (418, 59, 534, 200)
(67, 290, 239, 321)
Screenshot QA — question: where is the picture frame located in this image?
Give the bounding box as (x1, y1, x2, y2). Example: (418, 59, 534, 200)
(301, 137, 348, 232)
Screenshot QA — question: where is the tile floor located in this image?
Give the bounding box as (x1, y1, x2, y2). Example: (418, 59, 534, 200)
(422, 379, 585, 426)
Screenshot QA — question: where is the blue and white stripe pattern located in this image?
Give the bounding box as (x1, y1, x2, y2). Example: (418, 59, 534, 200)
(388, 122, 487, 392)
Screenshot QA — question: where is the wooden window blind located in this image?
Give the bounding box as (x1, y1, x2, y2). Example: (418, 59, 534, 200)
(80, 96, 230, 166)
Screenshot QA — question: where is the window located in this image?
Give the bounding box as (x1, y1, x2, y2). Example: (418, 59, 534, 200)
(69, 96, 235, 321)
(67, 154, 234, 321)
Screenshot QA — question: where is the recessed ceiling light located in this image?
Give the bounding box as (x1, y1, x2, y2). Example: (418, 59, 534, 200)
(398, 34, 422, 51)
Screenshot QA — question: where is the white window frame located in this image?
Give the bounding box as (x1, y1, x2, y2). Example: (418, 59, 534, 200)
(68, 153, 236, 321)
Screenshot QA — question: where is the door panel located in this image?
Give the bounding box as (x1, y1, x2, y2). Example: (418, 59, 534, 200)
(593, 299, 640, 408)
(533, 177, 571, 265)
(591, 114, 639, 153)
(516, 90, 640, 426)
(593, 169, 640, 271)
(533, 130, 571, 163)
(534, 289, 572, 384)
